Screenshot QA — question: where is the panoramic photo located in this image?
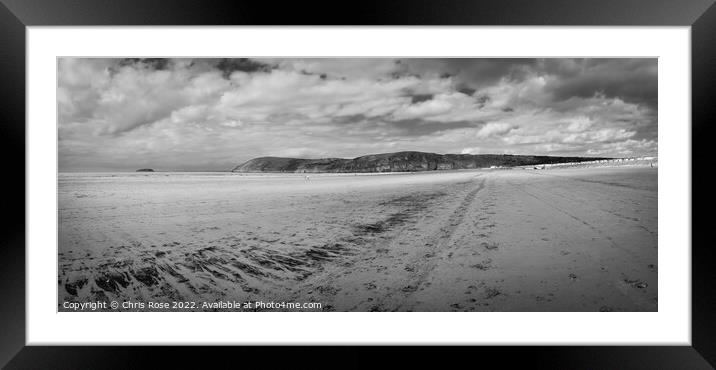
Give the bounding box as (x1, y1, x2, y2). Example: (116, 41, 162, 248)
(58, 57, 657, 312)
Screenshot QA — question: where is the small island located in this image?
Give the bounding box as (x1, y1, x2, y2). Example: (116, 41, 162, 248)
(135, 168, 154, 172)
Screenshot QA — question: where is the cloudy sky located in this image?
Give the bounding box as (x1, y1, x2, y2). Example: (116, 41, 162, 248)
(58, 58, 657, 172)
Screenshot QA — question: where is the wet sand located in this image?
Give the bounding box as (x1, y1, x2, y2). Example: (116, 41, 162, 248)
(58, 166, 657, 311)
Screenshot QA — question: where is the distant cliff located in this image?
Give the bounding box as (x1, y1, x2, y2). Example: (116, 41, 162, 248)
(231, 151, 609, 173)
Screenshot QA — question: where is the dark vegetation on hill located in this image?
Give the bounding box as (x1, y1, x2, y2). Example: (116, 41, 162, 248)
(232, 151, 609, 173)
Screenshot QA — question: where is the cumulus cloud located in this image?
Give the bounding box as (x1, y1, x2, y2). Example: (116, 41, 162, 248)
(461, 147, 483, 155)
(58, 58, 658, 171)
(475, 123, 515, 139)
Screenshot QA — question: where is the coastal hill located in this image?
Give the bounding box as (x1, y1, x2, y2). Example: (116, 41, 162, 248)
(232, 151, 609, 173)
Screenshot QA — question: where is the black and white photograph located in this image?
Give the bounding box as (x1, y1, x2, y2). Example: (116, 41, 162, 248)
(58, 57, 658, 312)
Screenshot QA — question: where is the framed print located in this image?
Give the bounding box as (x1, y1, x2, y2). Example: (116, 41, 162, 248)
(2, 0, 715, 368)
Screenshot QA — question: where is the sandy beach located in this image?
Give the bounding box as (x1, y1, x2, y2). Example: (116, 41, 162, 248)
(58, 166, 657, 312)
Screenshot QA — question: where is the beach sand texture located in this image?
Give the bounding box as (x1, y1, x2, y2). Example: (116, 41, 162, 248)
(58, 166, 657, 311)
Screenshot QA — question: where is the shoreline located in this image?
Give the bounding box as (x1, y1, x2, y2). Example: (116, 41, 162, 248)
(58, 157, 658, 176)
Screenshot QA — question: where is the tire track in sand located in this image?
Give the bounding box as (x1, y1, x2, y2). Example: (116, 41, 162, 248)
(511, 179, 641, 261)
(371, 175, 486, 311)
(504, 175, 654, 310)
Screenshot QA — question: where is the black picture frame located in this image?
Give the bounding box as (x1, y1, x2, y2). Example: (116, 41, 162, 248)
(1, 0, 714, 368)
